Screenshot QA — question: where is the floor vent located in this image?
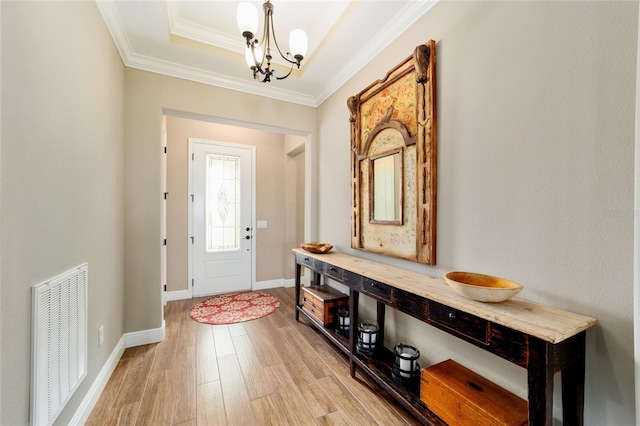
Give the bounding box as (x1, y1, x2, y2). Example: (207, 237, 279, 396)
(30, 264, 88, 426)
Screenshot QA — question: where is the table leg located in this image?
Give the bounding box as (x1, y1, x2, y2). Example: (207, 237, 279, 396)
(294, 262, 301, 321)
(527, 337, 554, 425)
(376, 301, 385, 354)
(349, 289, 359, 377)
(561, 332, 586, 426)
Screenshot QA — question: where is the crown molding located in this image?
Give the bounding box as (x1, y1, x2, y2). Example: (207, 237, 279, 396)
(95, 0, 135, 63)
(166, 1, 242, 55)
(126, 52, 317, 106)
(313, 0, 440, 106)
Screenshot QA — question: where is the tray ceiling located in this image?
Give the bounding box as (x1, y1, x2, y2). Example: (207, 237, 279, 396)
(96, 0, 438, 106)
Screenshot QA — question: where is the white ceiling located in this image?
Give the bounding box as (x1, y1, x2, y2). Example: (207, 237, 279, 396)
(96, 0, 439, 107)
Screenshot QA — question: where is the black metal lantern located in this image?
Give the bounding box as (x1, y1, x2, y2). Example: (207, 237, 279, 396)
(392, 343, 420, 384)
(336, 308, 350, 335)
(357, 321, 379, 354)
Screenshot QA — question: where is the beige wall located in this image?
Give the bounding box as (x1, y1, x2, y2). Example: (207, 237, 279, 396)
(1, 1, 637, 425)
(166, 116, 303, 291)
(124, 69, 316, 332)
(318, 1, 637, 424)
(0, 2, 125, 424)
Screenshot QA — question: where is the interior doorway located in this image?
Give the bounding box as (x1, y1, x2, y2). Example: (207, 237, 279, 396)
(162, 112, 310, 300)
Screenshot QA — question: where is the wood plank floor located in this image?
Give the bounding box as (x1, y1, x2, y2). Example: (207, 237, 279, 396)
(86, 287, 421, 426)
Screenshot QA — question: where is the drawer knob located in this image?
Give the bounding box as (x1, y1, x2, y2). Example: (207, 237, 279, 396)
(467, 381, 483, 392)
(370, 282, 377, 288)
(448, 311, 456, 320)
(304, 257, 310, 261)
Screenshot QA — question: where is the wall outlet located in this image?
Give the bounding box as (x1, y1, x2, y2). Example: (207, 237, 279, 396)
(98, 326, 104, 347)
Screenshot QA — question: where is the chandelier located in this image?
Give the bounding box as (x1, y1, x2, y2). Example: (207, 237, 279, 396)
(237, 1, 308, 83)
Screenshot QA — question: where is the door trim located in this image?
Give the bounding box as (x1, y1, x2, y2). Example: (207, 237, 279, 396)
(188, 137, 256, 298)
(161, 117, 168, 306)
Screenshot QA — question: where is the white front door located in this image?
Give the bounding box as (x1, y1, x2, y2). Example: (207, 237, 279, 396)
(191, 139, 254, 296)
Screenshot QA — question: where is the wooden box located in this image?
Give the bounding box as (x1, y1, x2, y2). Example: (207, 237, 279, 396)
(420, 360, 528, 426)
(301, 285, 349, 326)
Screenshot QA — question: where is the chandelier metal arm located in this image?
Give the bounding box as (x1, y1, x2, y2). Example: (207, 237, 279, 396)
(264, 8, 299, 67)
(247, 40, 294, 83)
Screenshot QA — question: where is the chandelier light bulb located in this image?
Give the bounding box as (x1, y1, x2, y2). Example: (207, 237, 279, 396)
(237, 2, 259, 38)
(289, 29, 308, 60)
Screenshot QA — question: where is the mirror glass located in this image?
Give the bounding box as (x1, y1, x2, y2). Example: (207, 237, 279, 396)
(371, 150, 403, 224)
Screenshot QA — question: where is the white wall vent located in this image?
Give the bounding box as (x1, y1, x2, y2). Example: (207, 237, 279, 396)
(30, 264, 88, 426)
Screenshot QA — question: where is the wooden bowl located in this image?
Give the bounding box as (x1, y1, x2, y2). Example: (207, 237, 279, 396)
(444, 271, 523, 302)
(301, 243, 333, 254)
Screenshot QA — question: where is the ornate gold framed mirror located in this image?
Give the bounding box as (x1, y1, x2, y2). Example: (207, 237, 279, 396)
(348, 41, 437, 265)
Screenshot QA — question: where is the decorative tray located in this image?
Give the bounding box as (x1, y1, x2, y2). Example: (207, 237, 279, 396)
(301, 243, 333, 254)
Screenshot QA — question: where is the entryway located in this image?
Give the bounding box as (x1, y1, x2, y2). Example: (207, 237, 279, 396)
(162, 113, 310, 302)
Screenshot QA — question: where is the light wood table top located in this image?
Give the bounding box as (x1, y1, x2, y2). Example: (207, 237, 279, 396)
(294, 248, 597, 344)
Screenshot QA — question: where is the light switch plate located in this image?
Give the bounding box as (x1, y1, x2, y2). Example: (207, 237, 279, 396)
(257, 221, 268, 229)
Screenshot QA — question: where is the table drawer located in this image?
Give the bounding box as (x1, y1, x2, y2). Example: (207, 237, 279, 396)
(428, 300, 489, 344)
(297, 253, 319, 272)
(323, 263, 345, 282)
(361, 277, 393, 304)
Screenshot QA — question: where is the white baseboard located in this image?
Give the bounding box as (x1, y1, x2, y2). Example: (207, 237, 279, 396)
(69, 322, 166, 425)
(164, 279, 294, 300)
(124, 321, 166, 348)
(164, 288, 192, 302)
(253, 279, 284, 290)
(68, 335, 126, 425)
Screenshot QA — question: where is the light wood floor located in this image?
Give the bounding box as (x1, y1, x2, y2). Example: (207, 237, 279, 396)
(86, 287, 421, 426)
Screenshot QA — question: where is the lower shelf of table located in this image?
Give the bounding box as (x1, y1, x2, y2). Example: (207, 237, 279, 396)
(296, 305, 350, 355)
(297, 304, 445, 425)
(352, 348, 446, 426)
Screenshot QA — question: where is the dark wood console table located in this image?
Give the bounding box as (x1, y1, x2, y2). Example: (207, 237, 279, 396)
(293, 248, 597, 425)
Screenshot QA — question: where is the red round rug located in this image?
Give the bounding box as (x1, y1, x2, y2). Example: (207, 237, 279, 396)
(189, 291, 280, 325)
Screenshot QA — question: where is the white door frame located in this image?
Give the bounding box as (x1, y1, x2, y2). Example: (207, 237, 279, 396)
(161, 117, 168, 306)
(188, 137, 256, 298)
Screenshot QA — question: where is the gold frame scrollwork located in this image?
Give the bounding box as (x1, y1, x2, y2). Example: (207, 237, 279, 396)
(348, 41, 437, 265)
